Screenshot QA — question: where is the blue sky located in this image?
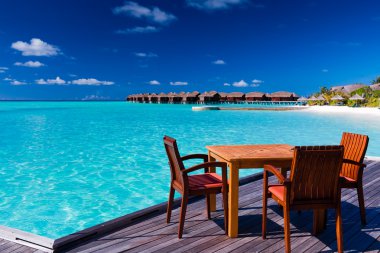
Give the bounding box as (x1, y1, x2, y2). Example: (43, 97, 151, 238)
(1, 0, 380, 100)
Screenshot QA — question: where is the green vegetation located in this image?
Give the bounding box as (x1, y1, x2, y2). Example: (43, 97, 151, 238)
(371, 76, 380, 84)
(310, 85, 380, 107)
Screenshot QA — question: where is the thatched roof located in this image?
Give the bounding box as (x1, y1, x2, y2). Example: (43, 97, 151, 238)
(308, 96, 318, 101)
(227, 92, 245, 98)
(331, 95, 344, 100)
(246, 92, 265, 98)
(331, 84, 367, 94)
(182, 92, 199, 98)
(370, 83, 380, 91)
(199, 91, 219, 97)
(268, 91, 297, 98)
(297, 96, 308, 101)
(350, 94, 365, 100)
(218, 92, 228, 97)
(157, 92, 168, 98)
(316, 95, 326, 101)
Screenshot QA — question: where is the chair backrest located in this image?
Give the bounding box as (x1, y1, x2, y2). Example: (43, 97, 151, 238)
(163, 136, 186, 187)
(340, 132, 369, 180)
(289, 146, 344, 205)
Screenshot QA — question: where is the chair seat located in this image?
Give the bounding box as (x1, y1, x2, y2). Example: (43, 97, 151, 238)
(268, 185, 285, 202)
(340, 175, 357, 187)
(188, 173, 223, 191)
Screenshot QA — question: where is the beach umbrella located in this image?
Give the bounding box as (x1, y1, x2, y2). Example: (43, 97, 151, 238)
(349, 94, 364, 101)
(331, 95, 344, 101)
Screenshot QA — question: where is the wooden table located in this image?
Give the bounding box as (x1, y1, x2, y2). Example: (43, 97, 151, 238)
(207, 144, 328, 238)
(207, 144, 294, 237)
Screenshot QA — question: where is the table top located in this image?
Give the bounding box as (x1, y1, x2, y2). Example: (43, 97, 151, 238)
(206, 144, 294, 162)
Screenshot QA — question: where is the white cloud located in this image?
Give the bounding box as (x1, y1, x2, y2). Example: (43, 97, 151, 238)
(148, 80, 160, 85)
(135, 52, 158, 57)
(113, 2, 176, 25)
(116, 26, 159, 34)
(3, 77, 12, 81)
(0, 67, 8, 73)
(36, 76, 66, 85)
(187, 0, 248, 10)
(11, 80, 27, 85)
(70, 78, 114, 86)
(11, 38, 60, 56)
(170, 81, 188, 86)
(322, 69, 329, 73)
(232, 80, 248, 87)
(213, 59, 226, 65)
(82, 95, 110, 101)
(223, 82, 231, 86)
(14, 61, 45, 68)
(252, 79, 263, 84)
(251, 79, 263, 87)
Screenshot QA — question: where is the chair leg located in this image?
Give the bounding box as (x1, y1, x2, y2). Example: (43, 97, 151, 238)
(336, 202, 344, 253)
(166, 186, 175, 223)
(357, 184, 366, 225)
(284, 204, 291, 253)
(178, 194, 188, 239)
(262, 189, 268, 239)
(206, 193, 211, 220)
(222, 188, 229, 235)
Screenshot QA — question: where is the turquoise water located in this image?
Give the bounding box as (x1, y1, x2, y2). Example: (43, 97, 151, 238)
(0, 102, 379, 239)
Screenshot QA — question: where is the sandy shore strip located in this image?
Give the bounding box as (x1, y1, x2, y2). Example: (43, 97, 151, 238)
(306, 106, 380, 115)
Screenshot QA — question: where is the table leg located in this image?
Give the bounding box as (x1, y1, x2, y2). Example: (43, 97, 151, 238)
(208, 152, 216, 212)
(313, 209, 327, 235)
(228, 162, 239, 237)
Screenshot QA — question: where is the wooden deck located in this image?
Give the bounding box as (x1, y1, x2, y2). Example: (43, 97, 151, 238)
(4, 158, 380, 252)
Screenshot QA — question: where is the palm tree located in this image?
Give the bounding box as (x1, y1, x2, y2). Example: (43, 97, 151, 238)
(371, 76, 380, 84)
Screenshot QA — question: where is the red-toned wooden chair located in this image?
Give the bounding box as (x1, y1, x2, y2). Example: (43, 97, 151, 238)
(262, 146, 345, 253)
(340, 132, 369, 225)
(164, 136, 228, 238)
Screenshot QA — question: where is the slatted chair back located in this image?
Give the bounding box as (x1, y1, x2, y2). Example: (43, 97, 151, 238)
(164, 136, 186, 188)
(289, 146, 344, 205)
(340, 132, 369, 181)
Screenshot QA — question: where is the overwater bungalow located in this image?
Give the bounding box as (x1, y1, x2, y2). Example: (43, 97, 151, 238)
(148, 93, 158, 103)
(227, 92, 245, 103)
(135, 94, 144, 103)
(168, 92, 183, 104)
(199, 91, 220, 104)
(245, 92, 266, 101)
(143, 93, 150, 103)
(182, 91, 199, 103)
(158, 93, 169, 103)
(268, 91, 299, 101)
(218, 92, 228, 103)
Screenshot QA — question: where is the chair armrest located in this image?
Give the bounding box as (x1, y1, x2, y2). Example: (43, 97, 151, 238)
(182, 162, 227, 174)
(343, 159, 366, 168)
(263, 164, 287, 184)
(181, 154, 208, 162)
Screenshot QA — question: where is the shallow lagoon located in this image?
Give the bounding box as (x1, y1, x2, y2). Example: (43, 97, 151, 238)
(0, 102, 379, 238)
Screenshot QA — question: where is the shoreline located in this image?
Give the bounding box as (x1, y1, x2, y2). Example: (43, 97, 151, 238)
(305, 105, 380, 115)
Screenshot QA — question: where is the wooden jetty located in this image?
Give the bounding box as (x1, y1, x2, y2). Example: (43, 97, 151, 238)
(2, 158, 380, 252)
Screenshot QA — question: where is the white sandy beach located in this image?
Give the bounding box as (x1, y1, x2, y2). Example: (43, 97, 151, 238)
(306, 106, 380, 116)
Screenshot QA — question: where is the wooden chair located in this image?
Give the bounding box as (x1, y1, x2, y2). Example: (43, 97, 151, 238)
(164, 136, 228, 238)
(340, 132, 369, 225)
(262, 146, 344, 253)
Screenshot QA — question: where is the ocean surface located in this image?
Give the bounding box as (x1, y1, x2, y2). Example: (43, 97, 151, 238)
(0, 101, 379, 239)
